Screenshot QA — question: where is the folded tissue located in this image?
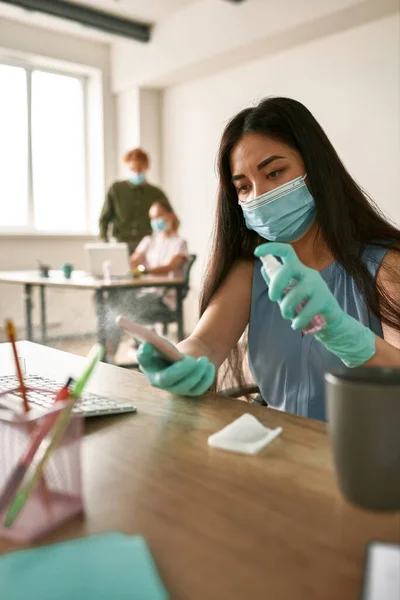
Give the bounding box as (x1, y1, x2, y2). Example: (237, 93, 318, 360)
(208, 413, 282, 455)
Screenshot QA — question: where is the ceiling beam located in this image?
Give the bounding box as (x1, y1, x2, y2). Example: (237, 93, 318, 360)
(0, 0, 151, 42)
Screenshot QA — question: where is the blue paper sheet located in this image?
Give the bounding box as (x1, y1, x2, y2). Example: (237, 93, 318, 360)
(0, 533, 169, 600)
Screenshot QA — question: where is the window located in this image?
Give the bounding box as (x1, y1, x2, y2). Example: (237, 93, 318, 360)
(0, 61, 89, 234)
(0, 65, 28, 228)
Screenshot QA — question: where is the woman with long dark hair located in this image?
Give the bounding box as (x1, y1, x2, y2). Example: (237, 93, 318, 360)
(137, 97, 400, 421)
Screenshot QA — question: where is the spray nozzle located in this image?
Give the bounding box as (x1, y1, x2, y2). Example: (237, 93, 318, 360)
(260, 254, 281, 277)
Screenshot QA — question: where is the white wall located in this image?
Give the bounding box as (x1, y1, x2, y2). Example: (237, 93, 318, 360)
(162, 13, 400, 331)
(112, 0, 398, 89)
(117, 88, 163, 185)
(139, 89, 163, 186)
(0, 18, 116, 337)
(117, 87, 141, 179)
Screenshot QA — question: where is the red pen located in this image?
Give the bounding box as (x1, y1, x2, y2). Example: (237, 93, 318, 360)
(5, 320, 29, 413)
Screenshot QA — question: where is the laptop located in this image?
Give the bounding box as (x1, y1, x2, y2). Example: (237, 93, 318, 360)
(84, 242, 131, 278)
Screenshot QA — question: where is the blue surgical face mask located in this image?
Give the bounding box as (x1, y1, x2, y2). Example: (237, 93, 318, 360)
(239, 174, 316, 242)
(129, 172, 145, 185)
(151, 218, 168, 233)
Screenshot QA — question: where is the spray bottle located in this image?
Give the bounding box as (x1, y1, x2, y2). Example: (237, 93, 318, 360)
(102, 260, 111, 284)
(260, 254, 326, 335)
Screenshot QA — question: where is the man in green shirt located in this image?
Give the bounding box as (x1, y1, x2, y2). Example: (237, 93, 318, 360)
(99, 148, 169, 253)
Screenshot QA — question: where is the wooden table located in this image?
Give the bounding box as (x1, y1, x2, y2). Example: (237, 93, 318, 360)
(0, 342, 399, 600)
(0, 270, 186, 345)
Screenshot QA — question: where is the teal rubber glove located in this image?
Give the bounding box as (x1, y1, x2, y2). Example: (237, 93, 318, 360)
(136, 342, 216, 396)
(254, 242, 376, 368)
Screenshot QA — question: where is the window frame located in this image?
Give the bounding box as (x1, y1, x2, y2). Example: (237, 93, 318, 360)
(0, 57, 89, 235)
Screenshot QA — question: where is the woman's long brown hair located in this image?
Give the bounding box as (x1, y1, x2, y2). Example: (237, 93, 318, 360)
(200, 97, 400, 393)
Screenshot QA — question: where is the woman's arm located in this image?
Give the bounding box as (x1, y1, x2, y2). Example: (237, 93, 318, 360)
(366, 249, 400, 367)
(146, 255, 186, 275)
(130, 236, 152, 269)
(178, 260, 254, 368)
(130, 250, 146, 269)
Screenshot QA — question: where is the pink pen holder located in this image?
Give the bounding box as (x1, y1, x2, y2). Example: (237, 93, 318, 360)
(0, 403, 84, 544)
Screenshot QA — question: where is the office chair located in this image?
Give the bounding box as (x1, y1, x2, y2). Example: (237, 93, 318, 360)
(221, 384, 267, 406)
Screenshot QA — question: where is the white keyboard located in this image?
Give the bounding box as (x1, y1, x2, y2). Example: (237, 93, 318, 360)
(0, 374, 137, 417)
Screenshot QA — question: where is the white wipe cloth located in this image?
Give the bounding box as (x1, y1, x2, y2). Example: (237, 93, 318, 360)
(207, 413, 282, 455)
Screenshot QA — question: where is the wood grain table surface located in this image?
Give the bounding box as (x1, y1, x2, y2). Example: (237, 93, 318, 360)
(0, 270, 184, 289)
(0, 342, 398, 600)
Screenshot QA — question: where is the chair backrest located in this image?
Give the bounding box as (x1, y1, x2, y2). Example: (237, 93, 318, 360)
(181, 254, 197, 300)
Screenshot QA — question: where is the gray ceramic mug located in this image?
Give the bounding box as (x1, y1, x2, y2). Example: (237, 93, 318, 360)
(325, 367, 400, 511)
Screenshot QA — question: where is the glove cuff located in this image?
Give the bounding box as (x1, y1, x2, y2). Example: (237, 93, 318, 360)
(315, 313, 376, 368)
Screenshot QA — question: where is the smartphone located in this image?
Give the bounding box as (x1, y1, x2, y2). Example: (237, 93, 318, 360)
(116, 315, 184, 364)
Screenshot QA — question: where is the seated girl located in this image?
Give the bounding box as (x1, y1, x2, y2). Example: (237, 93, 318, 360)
(130, 199, 188, 281)
(105, 199, 188, 358)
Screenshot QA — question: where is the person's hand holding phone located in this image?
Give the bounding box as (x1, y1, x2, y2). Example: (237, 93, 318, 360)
(136, 343, 215, 397)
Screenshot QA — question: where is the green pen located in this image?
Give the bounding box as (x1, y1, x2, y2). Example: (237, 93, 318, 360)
(71, 343, 105, 399)
(4, 344, 105, 527)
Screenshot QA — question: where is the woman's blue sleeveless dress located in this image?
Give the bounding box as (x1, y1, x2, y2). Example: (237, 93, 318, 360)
(248, 246, 387, 421)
